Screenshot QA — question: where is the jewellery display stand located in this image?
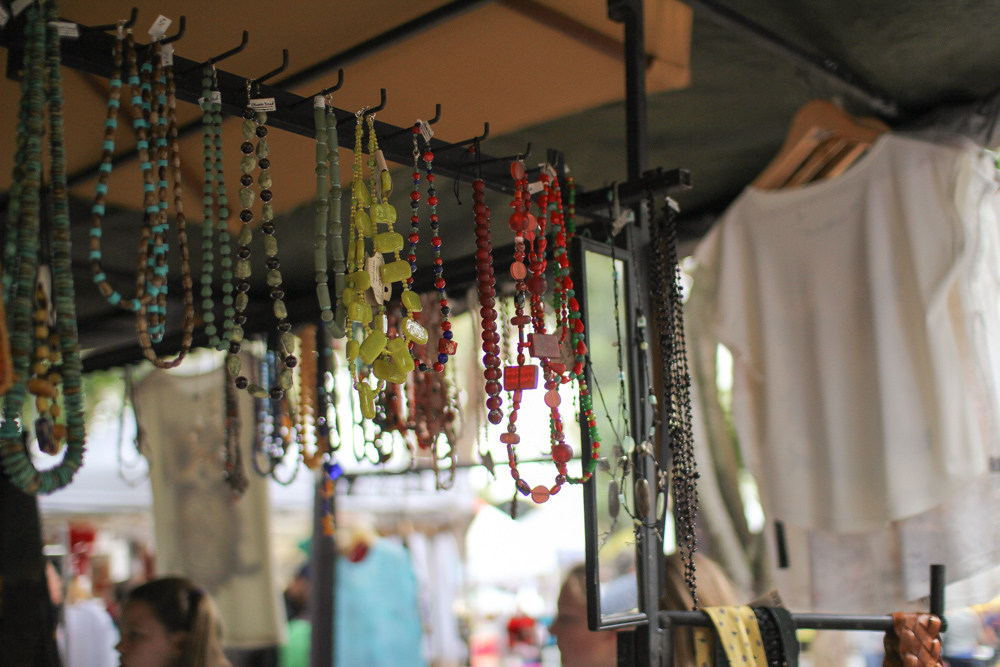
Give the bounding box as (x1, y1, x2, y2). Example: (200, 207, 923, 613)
(0, 3, 942, 667)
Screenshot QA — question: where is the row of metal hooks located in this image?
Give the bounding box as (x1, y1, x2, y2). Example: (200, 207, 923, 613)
(83, 7, 532, 170)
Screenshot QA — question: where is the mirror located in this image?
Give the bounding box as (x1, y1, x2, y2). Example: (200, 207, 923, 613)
(572, 234, 646, 631)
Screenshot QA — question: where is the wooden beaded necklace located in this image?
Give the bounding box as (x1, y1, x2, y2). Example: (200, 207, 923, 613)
(0, 0, 86, 494)
(229, 90, 296, 400)
(136, 47, 195, 368)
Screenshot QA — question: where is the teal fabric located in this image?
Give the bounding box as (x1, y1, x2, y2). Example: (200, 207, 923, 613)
(279, 619, 311, 667)
(335, 540, 425, 667)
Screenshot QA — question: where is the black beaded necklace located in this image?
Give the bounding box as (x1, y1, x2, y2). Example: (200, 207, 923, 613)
(647, 190, 700, 608)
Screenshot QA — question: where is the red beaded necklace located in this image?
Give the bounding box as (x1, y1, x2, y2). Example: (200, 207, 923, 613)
(475, 163, 601, 504)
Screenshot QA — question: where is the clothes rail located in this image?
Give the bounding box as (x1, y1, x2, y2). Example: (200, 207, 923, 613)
(657, 564, 947, 667)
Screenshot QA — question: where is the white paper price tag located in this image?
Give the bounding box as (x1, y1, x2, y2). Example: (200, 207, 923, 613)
(49, 21, 79, 38)
(540, 163, 558, 179)
(527, 180, 544, 195)
(313, 95, 326, 109)
(210, 91, 222, 105)
(418, 119, 434, 143)
(10, 0, 33, 17)
(611, 208, 634, 237)
(148, 14, 171, 39)
(0, 5, 11, 28)
(160, 43, 174, 66)
(248, 98, 276, 112)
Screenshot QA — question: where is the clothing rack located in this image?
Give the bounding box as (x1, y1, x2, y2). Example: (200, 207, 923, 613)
(654, 564, 947, 667)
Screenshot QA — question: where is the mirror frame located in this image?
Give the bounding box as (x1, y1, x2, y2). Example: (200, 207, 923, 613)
(572, 233, 648, 632)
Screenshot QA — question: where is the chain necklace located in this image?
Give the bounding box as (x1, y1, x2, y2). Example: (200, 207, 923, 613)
(648, 191, 700, 608)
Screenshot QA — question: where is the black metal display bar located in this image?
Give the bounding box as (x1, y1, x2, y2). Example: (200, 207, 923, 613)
(679, 0, 901, 118)
(0, 15, 521, 195)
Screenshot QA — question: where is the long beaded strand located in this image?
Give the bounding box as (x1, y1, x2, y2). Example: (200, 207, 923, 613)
(649, 193, 700, 606)
(1, 0, 86, 494)
(136, 51, 195, 369)
(201, 66, 232, 350)
(229, 98, 296, 400)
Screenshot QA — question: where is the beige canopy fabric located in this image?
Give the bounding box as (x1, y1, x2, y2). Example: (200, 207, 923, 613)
(0, 0, 690, 225)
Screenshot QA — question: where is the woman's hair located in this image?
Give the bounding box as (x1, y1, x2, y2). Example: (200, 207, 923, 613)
(660, 552, 742, 667)
(126, 577, 230, 667)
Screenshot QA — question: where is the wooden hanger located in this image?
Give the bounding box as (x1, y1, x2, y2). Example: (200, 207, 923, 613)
(753, 99, 889, 190)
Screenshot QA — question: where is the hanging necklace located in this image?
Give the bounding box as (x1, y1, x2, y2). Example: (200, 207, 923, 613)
(136, 44, 195, 368)
(648, 191, 700, 607)
(313, 96, 347, 339)
(0, 1, 86, 494)
(200, 65, 234, 350)
(406, 123, 456, 372)
(229, 84, 295, 400)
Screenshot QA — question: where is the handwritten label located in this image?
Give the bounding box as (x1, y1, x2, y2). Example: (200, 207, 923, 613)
(50, 21, 79, 38)
(10, 0, 33, 17)
(0, 4, 11, 28)
(197, 91, 222, 108)
(147, 14, 171, 39)
(418, 119, 434, 143)
(160, 43, 173, 66)
(248, 98, 276, 112)
(313, 95, 326, 109)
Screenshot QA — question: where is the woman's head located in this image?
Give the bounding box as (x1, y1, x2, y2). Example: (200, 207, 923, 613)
(549, 565, 619, 667)
(117, 577, 229, 667)
(661, 552, 742, 667)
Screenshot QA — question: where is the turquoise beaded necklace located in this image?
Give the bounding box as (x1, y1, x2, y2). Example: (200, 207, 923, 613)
(0, 0, 86, 495)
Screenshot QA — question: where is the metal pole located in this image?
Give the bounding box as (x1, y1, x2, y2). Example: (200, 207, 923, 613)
(310, 472, 336, 667)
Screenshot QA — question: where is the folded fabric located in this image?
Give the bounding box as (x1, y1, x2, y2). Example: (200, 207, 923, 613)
(751, 607, 798, 667)
(694, 606, 769, 667)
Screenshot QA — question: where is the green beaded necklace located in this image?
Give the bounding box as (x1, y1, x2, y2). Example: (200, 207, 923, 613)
(0, 0, 86, 495)
(228, 89, 296, 400)
(313, 96, 347, 339)
(200, 65, 234, 350)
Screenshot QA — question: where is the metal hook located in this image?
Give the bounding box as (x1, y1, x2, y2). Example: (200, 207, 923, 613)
(159, 16, 186, 45)
(384, 103, 443, 140)
(363, 89, 387, 116)
(290, 69, 345, 109)
(179, 30, 249, 77)
(436, 122, 490, 153)
(337, 89, 387, 126)
(89, 7, 138, 32)
(478, 141, 532, 165)
(256, 48, 290, 86)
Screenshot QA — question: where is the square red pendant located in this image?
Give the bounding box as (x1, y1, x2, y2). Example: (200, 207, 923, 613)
(438, 338, 458, 355)
(528, 333, 561, 358)
(503, 364, 539, 391)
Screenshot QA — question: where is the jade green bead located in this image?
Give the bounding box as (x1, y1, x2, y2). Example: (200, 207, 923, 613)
(381, 259, 412, 284)
(258, 170, 272, 189)
(248, 383, 269, 399)
(401, 290, 422, 313)
(240, 156, 256, 174)
(242, 120, 255, 139)
(235, 293, 248, 311)
(281, 333, 296, 354)
(239, 226, 252, 245)
(359, 331, 387, 364)
(255, 139, 269, 159)
(267, 269, 282, 287)
(231, 326, 244, 343)
(274, 300, 288, 319)
(374, 231, 404, 254)
(255, 112, 267, 124)
(264, 235, 278, 256)
(279, 369, 293, 390)
(239, 187, 255, 208)
(235, 259, 251, 279)
(262, 203, 274, 221)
